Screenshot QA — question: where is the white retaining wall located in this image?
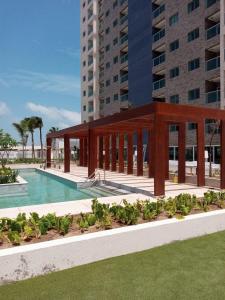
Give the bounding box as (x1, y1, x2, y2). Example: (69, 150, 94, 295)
(0, 209, 225, 284)
(0, 176, 28, 197)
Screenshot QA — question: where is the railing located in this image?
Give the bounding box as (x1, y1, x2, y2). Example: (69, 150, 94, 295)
(206, 90, 220, 103)
(206, 56, 220, 71)
(120, 14, 128, 25)
(120, 73, 128, 83)
(121, 53, 128, 64)
(206, 23, 220, 40)
(153, 4, 165, 19)
(120, 34, 128, 45)
(153, 78, 165, 90)
(121, 93, 128, 102)
(153, 28, 165, 43)
(206, 0, 218, 8)
(153, 53, 165, 67)
(79, 169, 104, 189)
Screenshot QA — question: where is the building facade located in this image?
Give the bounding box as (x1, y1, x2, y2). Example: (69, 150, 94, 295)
(80, 0, 225, 163)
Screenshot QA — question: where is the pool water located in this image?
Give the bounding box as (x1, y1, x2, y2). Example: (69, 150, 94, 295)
(0, 169, 112, 209)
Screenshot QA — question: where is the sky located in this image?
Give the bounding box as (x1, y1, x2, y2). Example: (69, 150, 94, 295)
(0, 0, 81, 144)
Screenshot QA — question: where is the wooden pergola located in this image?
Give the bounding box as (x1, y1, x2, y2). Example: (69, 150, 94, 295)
(46, 102, 225, 196)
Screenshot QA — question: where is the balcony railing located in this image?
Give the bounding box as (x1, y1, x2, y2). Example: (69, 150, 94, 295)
(120, 0, 127, 6)
(206, 23, 220, 40)
(120, 73, 128, 83)
(153, 53, 165, 67)
(206, 56, 220, 71)
(120, 14, 128, 25)
(120, 34, 128, 45)
(206, 0, 218, 8)
(121, 93, 128, 102)
(153, 78, 165, 90)
(153, 28, 165, 43)
(206, 90, 220, 103)
(153, 4, 165, 19)
(121, 53, 128, 64)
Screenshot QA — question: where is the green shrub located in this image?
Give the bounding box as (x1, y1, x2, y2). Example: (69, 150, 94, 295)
(0, 168, 18, 184)
(56, 215, 73, 235)
(7, 231, 21, 245)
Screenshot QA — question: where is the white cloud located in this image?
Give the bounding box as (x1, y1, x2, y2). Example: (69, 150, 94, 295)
(0, 70, 80, 97)
(0, 102, 10, 116)
(26, 102, 81, 128)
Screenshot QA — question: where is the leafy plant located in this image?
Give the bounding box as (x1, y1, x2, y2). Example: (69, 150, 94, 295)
(22, 225, 33, 241)
(56, 215, 72, 235)
(7, 231, 21, 245)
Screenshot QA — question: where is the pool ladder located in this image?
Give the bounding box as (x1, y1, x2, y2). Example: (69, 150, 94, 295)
(79, 169, 105, 189)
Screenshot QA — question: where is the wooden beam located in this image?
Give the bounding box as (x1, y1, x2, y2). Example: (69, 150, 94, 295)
(127, 133, 133, 175)
(111, 134, 117, 171)
(221, 120, 225, 189)
(197, 121, 205, 186)
(64, 135, 70, 173)
(119, 133, 124, 173)
(88, 129, 97, 177)
(178, 123, 186, 183)
(137, 129, 143, 176)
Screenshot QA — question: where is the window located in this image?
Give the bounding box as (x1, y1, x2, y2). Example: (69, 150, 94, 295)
(170, 39, 179, 52)
(83, 61, 86, 67)
(188, 58, 200, 71)
(106, 79, 110, 86)
(170, 94, 179, 104)
(106, 97, 111, 104)
(105, 9, 110, 17)
(188, 123, 197, 130)
(170, 67, 179, 78)
(113, 19, 118, 27)
(169, 13, 179, 26)
(83, 105, 86, 111)
(188, 88, 200, 101)
(105, 27, 110, 34)
(113, 56, 118, 64)
(188, 28, 199, 42)
(106, 62, 110, 69)
(170, 125, 178, 132)
(105, 44, 110, 52)
(113, 0, 118, 9)
(113, 37, 118, 45)
(188, 0, 199, 13)
(114, 94, 119, 101)
(83, 90, 86, 97)
(83, 76, 86, 82)
(113, 75, 119, 82)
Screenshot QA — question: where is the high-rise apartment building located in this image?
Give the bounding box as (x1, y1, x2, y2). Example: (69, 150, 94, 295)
(80, 0, 225, 163)
(80, 0, 152, 122)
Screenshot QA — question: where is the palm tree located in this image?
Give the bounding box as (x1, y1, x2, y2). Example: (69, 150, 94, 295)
(48, 127, 59, 159)
(12, 120, 29, 159)
(48, 127, 59, 134)
(33, 117, 44, 160)
(24, 117, 37, 159)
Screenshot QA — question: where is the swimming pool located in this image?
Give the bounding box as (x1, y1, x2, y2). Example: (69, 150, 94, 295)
(0, 169, 115, 209)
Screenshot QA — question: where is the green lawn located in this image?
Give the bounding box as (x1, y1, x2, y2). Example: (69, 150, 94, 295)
(1, 231, 225, 300)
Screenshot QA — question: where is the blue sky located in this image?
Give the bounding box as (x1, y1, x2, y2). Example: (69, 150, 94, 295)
(0, 0, 81, 144)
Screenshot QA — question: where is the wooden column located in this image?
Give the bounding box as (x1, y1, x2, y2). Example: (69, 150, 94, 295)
(80, 138, 84, 167)
(99, 136, 104, 169)
(154, 116, 166, 196)
(165, 125, 169, 180)
(148, 129, 155, 178)
(137, 129, 143, 176)
(111, 134, 117, 171)
(64, 135, 70, 173)
(88, 129, 97, 177)
(84, 138, 88, 167)
(104, 135, 110, 170)
(178, 123, 186, 183)
(46, 138, 52, 168)
(127, 133, 133, 174)
(119, 133, 124, 173)
(197, 121, 205, 186)
(221, 120, 225, 189)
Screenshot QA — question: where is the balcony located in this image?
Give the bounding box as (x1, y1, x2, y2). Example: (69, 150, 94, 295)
(120, 0, 127, 6)
(120, 14, 128, 25)
(120, 73, 128, 83)
(206, 90, 220, 103)
(153, 53, 165, 67)
(120, 93, 128, 102)
(153, 28, 165, 43)
(120, 34, 128, 45)
(206, 0, 219, 8)
(206, 23, 220, 40)
(206, 56, 220, 71)
(153, 4, 165, 19)
(121, 53, 128, 64)
(153, 78, 165, 90)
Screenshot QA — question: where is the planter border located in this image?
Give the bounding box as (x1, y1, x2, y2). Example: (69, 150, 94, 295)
(1, 208, 225, 284)
(0, 176, 28, 197)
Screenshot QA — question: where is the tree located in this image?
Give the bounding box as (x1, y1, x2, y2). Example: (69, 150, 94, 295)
(48, 127, 59, 133)
(33, 116, 44, 160)
(48, 127, 59, 159)
(24, 117, 37, 159)
(12, 120, 29, 159)
(207, 120, 220, 177)
(0, 129, 17, 168)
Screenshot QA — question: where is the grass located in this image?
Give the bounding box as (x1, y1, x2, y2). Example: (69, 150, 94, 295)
(1, 231, 225, 300)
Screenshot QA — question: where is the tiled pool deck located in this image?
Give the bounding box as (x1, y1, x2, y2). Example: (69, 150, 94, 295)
(0, 164, 216, 218)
